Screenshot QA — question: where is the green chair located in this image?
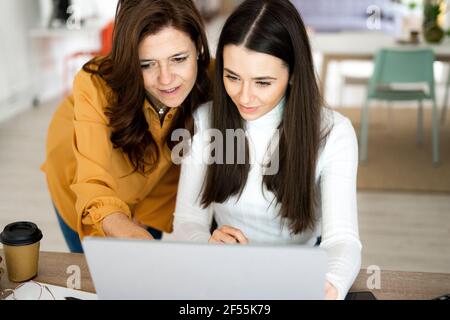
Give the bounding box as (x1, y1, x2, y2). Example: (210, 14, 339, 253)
(442, 68, 449, 124)
(360, 49, 439, 165)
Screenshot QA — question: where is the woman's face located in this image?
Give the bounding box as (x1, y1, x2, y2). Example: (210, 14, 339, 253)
(139, 26, 198, 109)
(223, 44, 290, 121)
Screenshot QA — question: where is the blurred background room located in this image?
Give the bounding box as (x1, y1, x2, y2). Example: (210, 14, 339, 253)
(0, 0, 449, 275)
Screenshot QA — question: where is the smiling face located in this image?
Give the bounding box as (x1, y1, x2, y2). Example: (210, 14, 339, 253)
(222, 44, 290, 121)
(139, 26, 198, 109)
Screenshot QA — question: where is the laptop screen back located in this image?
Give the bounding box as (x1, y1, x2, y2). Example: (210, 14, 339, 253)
(82, 237, 327, 300)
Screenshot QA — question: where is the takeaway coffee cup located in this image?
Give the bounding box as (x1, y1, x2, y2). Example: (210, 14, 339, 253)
(0, 222, 43, 282)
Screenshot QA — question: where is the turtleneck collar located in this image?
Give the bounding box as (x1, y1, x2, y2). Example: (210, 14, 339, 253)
(245, 97, 285, 129)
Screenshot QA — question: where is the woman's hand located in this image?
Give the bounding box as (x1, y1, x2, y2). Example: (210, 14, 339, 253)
(102, 212, 154, 240)
(209, 225, 248, 244)
(324, 281, 338, 300)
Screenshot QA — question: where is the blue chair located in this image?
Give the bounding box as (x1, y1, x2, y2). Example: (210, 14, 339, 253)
(360, 49, 440, 165)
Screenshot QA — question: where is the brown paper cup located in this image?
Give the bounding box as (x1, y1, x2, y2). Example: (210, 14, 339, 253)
(3, 242, 40, 282)
(0, 222, 43, 283)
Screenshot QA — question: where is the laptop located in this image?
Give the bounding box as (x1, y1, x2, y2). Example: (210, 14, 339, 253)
(82, 237, 328, 300)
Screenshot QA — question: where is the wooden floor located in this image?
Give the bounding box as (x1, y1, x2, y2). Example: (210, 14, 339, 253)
(0, 98, 449, 274)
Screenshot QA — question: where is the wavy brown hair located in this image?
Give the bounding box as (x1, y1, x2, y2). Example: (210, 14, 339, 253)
(201, 0, 331, 234)
(83, 0, 211, 173)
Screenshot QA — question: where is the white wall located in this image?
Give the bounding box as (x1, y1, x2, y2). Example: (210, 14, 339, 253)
(0, 0, 40, 121)
(0, 0, 118, 123)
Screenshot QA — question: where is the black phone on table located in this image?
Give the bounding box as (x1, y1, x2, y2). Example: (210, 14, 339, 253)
(345, 291, 377, 300)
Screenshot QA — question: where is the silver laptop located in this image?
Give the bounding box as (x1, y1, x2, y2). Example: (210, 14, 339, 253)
(82, 237, 328, 300)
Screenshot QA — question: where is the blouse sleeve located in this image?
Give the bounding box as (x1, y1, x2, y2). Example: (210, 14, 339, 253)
(171, 106, 213, 242)
(318, 115, 363, 300)
(69, 71, 131, 239)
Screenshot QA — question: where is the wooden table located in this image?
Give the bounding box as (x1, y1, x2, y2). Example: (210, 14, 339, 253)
(1, 250, 449, 300)
(310, 31, 450, 96)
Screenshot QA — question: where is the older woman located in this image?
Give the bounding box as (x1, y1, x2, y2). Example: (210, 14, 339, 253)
(42, 0, 211, 252)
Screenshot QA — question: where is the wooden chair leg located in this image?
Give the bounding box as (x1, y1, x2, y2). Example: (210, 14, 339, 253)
(417, 99, 424, 145)
(432, 99, 440, 166)
(441, 72, 450, 125)
(386, 101, 393, 133)
(360, 98, 370, 163)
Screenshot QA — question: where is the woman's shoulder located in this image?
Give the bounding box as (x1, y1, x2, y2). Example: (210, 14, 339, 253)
(319, 107, 358, 160)
(72, 67, 114, 120)
(321, 107, 356, 138)
(73, 67, 111, 97)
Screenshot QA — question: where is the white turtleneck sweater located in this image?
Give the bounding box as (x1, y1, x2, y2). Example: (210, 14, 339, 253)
(172, 99, 362, 300)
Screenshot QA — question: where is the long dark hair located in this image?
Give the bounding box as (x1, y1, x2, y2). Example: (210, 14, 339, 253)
(83, 0, 211, 173)
(201, 0, 330, 234)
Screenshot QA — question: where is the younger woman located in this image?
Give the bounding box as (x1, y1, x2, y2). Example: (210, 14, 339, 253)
(172, 0, 362, 300)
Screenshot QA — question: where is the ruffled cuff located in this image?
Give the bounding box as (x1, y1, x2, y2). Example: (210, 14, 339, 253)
(79, 196, 131, 238)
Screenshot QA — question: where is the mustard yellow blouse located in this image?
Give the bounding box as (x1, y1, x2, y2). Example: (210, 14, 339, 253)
(41, 70, 181, 239)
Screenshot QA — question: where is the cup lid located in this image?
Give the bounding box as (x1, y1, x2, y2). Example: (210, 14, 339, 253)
(0, 222, 43, 246)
